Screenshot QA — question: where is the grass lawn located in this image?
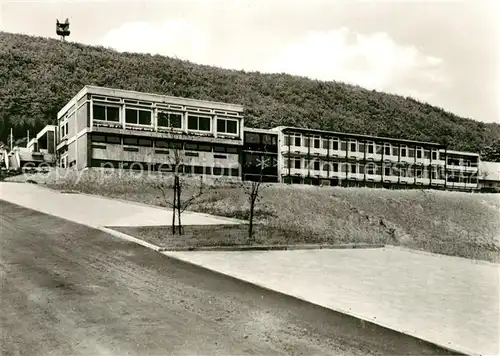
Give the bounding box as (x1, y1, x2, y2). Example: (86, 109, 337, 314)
(8, 168, 500, 262)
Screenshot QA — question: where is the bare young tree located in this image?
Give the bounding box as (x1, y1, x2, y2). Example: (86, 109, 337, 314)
(242, 154, 271, 241)
(156, 142, 204, 235)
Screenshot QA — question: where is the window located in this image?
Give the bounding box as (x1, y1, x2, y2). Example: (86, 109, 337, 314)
(217, 118, 238, 134)
(294, 136, 301, 147)
(409, 148, 415, 158)
(432, 151, 438, 160)
(185, 143, 198, 151)
(92, 135, 106, 143)
(226, 146, 238, 154)
(341, 141, 347, 151)
(230, 168, 239, 177)
(367, 143, 374, 154)
(359, 143, 365, 153)
(416, 167, 423, 178)
(194, 166, 204, 175)
(322, 162, 330, 171)
(284, 135, 291, 146)
(314, 138, 320, 149)
(156, 140, 169, 148)
(351, 164, 357, 174)
(376, 144, 382, 154)
(359, 165, 364, 174)
(384, 146, 391, 155)
(294, 158, 301, 169)
(424, 149, 431, 159)
(322, 139, 329, 149)
(313, 161, 320, 171)
(350, 142, 357, 152)
(106, 136, 121, 144)
(416, 147, 422, 158)
(384, 167, 391, 176)
(262, 134, 276, 146)
(158, 112, 182, 129)
(126, 108, 152, 125)
(401, 147, 407, 157)
(188, 115, 211, 131)
(93, 104, 120, 122)
(138, 138, 152, 147)
(332, 140, 339, 150)
(392, 147, 398, 156)
(366, 164, 376, 175)
(123, 137, 138, 146)
(304, 137, 311, 148)
(332, 163, 339, 172)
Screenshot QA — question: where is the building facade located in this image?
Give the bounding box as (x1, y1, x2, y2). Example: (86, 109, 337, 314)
(478, 161, 500, 192)
(42, 85, 482, 191)
(271, 126, 479, 191)
(56, 86, 244, 178)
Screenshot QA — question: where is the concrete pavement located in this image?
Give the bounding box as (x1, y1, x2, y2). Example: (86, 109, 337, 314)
(0, 182, 242, 227)
(165, 248, 500, 356)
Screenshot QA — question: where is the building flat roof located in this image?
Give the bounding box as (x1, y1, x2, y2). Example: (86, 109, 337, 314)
(273, 126, 446, 147)
(58, 85, 245, 118)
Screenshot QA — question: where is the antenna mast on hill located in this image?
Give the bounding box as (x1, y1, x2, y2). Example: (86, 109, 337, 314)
(56, 18, 71, 41)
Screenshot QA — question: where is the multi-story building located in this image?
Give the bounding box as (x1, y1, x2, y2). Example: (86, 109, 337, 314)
(49, 85, 481, 191)
(4, 125, 57, 170)
(56, 86, 244, 178)
(478, 161, 500, 192)
(271, 126, 479, 191)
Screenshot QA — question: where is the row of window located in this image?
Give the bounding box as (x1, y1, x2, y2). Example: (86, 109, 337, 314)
(284, 159, 476, 179)
(92, 104, 238, 134)
(285, 135, 443, 159)
(91, 134, 239, 154)
(91, 160, 239, 176)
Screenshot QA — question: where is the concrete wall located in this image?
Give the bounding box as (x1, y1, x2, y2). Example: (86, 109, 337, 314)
(76, 101, 89, 133)
(76, 135, 88, 170)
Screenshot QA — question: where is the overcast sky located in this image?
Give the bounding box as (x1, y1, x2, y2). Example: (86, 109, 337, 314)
(1, 0, 498, 124)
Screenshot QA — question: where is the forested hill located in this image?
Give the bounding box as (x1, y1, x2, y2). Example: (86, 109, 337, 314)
(1, 31, 499, 155)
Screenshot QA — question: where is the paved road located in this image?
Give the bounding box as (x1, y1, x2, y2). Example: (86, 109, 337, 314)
(0, 182, 242, 227)
(0, 200, 457, 356)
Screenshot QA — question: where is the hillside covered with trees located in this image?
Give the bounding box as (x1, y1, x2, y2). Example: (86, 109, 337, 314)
(1, 31, 499, 156)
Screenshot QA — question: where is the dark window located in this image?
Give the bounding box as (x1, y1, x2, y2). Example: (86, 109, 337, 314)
(184, 166, 192, 174)
(106, 136, 121, 144)
(359, 143, 365, 153)
(92, 135, 106, 143)
(199, 144, 212, 152)
(169, 141, 183, 150)
(376, 145, 382, 154)
(158, 112, 182, 128)
(214, 154, 227, 159)
(409, 148, 415, 158)
(351, 164, 357, 173)
(262, 134, 276, 146)
(424, 149, 431, 159)
(217, 118, 238, 134)
(226, 147, 238, 154)
(194, 166, 204, 174)
(368, 144, 374, 154)
(350, 143, 357, 152)
(341, 141, 347, 151)
(304, 137, 311, 147)
(314, 138, 320, 149)
(125, 108, 152, 125)
(332, 163, 339, 172)
(332, 141, 339, 150)
(204, 167, 212, 175)
(385, 167, 391, 176)
(230, 168, 239, 177)
(214, 146, 226, 153)
(417, 149, 422, 158)
(93, 104, 120, 122)
(384, 146, 391, 155)
(432, 151, 438, 160)
(123, 137, 138, 146)
(294, 137, 301, 146)
(322, 139, 329, 149)
(285, 135, 291, 146)
(185, 143, 198, 150)
(138, 138, 152, 147)
(213, 167, 222, 175)
(392, 147, 398, 156)
(294, 159, 301, 169)
(156, 140, 169, 148)
(245, 132, 260, 143)
(313, 161, 320, 170)
(401, 148, 407, 157)
(359, 165, 364, 174)
(188, 115, 211, 131)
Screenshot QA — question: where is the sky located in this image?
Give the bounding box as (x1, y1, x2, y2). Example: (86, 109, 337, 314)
(0, 0, 498, 124)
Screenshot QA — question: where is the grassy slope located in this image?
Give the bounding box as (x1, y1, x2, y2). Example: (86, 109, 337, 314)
(1, 31, 499, 154)
(7, 170, 500, 262)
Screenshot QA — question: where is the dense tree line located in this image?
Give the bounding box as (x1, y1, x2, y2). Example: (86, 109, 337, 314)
(1, 31, 499, 160)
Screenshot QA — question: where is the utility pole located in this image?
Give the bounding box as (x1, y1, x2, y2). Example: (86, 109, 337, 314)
(10, 128, 13, 150)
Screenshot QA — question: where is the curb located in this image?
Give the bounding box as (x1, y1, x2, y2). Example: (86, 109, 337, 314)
(99, 225, 471, 356)
(156, 243, 386, 252)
